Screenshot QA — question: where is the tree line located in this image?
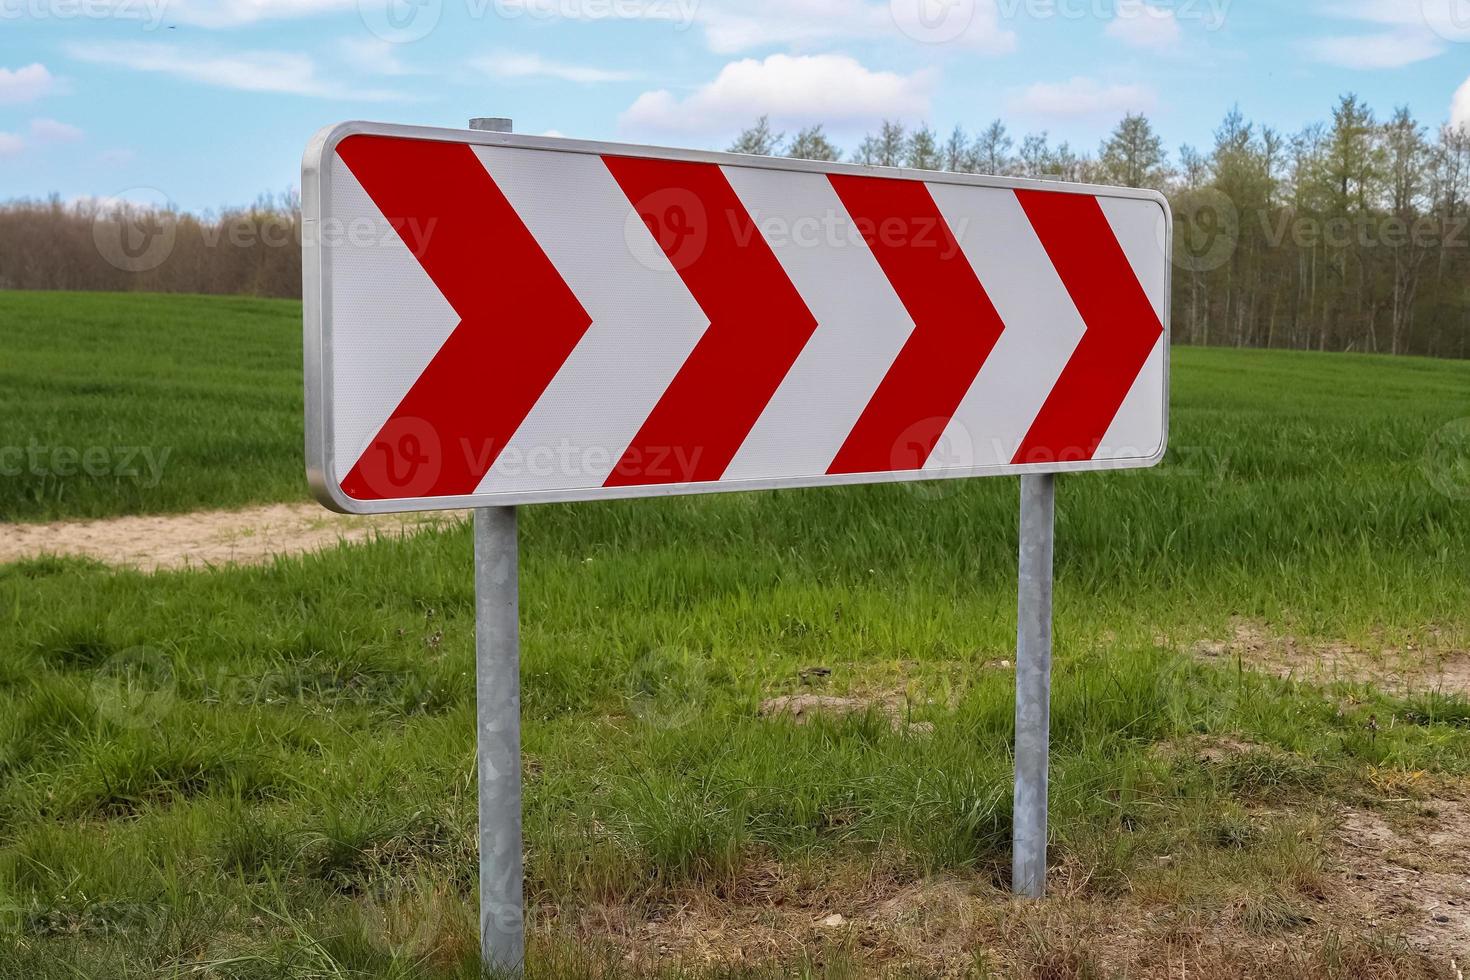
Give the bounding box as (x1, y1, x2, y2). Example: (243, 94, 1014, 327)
(732, 101, 1470, 359)
(1, 96, 1466, 358)
(0, 193, 302, 299)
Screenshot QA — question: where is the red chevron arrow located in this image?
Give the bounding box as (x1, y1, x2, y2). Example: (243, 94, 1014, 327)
(1011, 190, 1163, 464)
(825, 175, 1006, 476)
(601, 156, 819, 486)
(336, 135, 592, 500)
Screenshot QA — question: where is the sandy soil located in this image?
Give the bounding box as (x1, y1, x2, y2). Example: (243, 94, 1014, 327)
(0, 502, 465, 572)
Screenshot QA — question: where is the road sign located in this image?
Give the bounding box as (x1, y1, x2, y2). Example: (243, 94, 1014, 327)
(303, 122, 1170, 515)
(303, 118, 1174, 973)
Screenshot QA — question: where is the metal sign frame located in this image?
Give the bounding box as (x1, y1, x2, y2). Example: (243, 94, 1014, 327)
(301, 116, 1174, 974)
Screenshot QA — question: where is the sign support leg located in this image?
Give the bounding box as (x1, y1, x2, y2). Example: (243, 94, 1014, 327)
(475, 505, 524, 973)
(467, 113, 524, 975)
(1013, 473, 1055, 899)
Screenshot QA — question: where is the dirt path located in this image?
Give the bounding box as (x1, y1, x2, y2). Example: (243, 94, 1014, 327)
(0, 502, 465, 572)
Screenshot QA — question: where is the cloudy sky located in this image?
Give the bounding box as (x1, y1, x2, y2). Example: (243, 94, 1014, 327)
(2, 0, 1468, 210)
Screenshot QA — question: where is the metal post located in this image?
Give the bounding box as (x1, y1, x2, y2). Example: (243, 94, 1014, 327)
(469, 115, 523, 974)
(1013, 473, 1055, 899)
(474, 506, 523, 971)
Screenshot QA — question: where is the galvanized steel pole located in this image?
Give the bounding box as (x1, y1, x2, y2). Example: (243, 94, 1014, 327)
(1013, 472, 1055, 899)
(470, 115, 524, 973)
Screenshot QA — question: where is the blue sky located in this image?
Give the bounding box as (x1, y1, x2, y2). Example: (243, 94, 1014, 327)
(2, 0, 1468, 211)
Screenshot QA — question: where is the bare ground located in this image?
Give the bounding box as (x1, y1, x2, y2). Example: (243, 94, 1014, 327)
(536, 845, 1463, 978)
(0, 502, 464, 572)
(1186, 619, 1470, 696)
(518, 760, 1470, 978)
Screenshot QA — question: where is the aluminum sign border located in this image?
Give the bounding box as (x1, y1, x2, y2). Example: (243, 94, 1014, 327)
(303, 120, 1172, 515)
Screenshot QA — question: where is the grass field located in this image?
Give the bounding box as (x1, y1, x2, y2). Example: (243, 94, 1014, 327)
(2, 292, 1470, 977)
(0, 291, 303, 522)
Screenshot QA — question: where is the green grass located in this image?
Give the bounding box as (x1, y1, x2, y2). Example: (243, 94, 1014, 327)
(1, 292, 1469, 976)
(0, 290, 303, 521)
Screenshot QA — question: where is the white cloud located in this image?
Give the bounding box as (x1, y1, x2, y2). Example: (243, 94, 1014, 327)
(153, 0, 354, 27)
(455, 0, 1012, 54)
(1318, 0, 1433, 26)
(1306, 30, 1445, 68)
(0, 64, 55, 105)
(338, 37, 414, 76)
(475, 53, 638, 83)
(699, 0, 1015, 54)
(0, 133, 24, 156)
(65, 41, 402, 100)
(1455, 76, 1470, 130)
(1010, 77, 1156, 118)
(620, 53, 934, 137)
(1311, 0, 1464, 64)
(30, 118, 84, 143)
(1105, 2, 1182, 49)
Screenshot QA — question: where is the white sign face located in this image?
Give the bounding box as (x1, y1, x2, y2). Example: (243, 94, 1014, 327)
(304, 122, 1170, 514)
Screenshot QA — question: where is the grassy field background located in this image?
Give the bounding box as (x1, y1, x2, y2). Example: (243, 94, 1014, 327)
(0, 291, 303, 522)
(2, 292, 1470, 977)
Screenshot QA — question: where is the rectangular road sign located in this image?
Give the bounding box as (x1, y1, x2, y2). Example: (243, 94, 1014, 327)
(303, 121, 1171, 514)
